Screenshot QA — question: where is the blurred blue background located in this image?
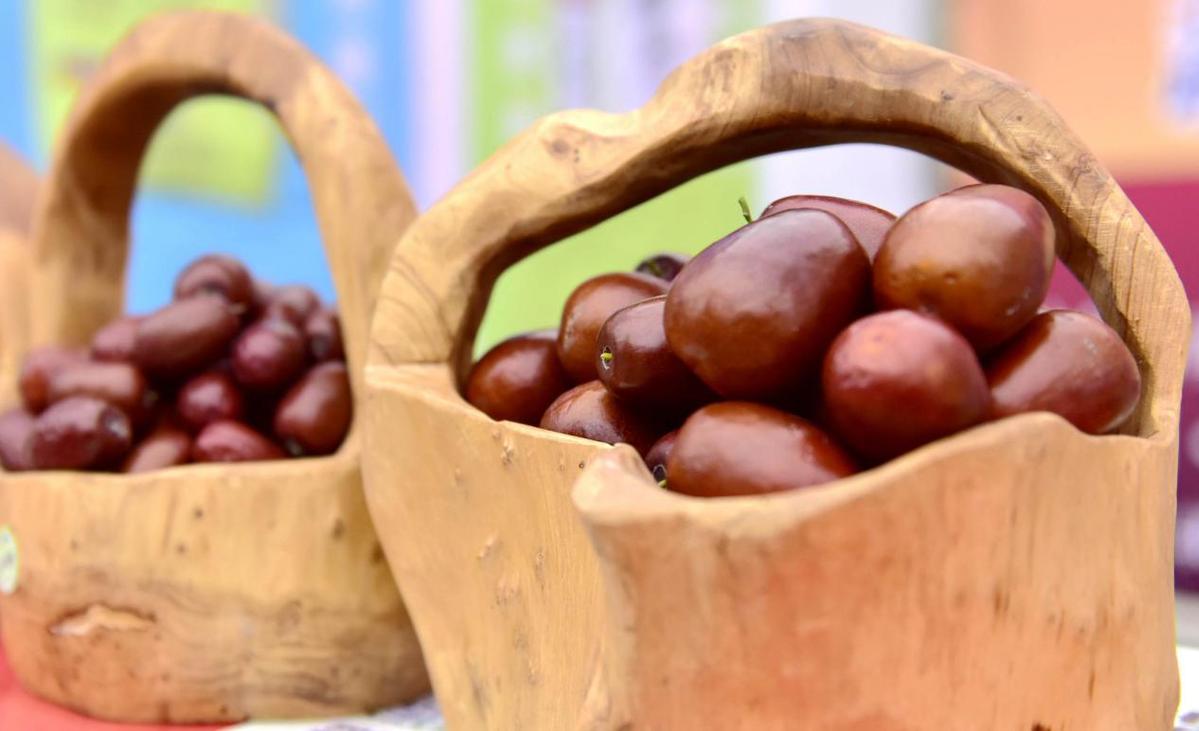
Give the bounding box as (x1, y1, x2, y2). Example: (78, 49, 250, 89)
(0, 0, 951, 319)
(0, 0, 415, 312)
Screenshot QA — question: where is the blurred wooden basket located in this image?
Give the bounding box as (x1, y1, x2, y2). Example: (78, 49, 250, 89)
(361, 18, 1189, 731)
(0, 142, 38, 409)
(0, 11, 428, 723)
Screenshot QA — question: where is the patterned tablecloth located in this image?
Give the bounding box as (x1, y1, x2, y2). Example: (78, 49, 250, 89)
(7, 644, 1199, 729)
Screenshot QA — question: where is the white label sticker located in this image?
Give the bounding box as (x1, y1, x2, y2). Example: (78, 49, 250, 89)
(0, 526, 19, 595)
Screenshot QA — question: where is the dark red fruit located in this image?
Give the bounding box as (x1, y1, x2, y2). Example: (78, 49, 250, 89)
(30, 396, 132, 470)
(46, 361, 151, 424)
(635, 253, 690, 282)
(987, 309, 1141, 434)
(91, 316, 140, 362)
(596, 296, 713, 412)
(273, 362, 353, 456)
(232, 318, 307, 392)
(176, 371, 244, 432)
(665, 209, 870, 401)
(539, 380, 665, 457)
(822, 310, 991, 462)
(0, 409, 34, 471)
(558, 273, 669, 384)
(251, 278, 276, 317)
(173, 254, 254, 311)
(122, 423, 192, 473)
(873, 184, 1055, 351)
(666, 402, 856, 497)
(304, 308, 344, 362)
(264, 285, 321, 327)
(760, 194, 896, 259)
(133, 296, 241, 380)
(644, 429, 677, 483)
(19, 347, 87, 413)
(465, 330, 572, 426)
(192, 420, 285, 463)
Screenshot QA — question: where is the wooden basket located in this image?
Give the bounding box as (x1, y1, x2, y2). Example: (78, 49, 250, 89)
(362, 18, 1191, 731)
(0, 11, 428, 723)
(0, 142, 38, 409)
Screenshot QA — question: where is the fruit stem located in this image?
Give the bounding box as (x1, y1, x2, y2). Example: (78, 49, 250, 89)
(657, 478, 667, 489)
(738, 195, 753, 224)
(600, 348, 614, 366)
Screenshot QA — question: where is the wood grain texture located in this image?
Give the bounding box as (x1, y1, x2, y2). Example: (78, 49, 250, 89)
(365, 364, 608, 728)
(0, 11, 428, 723)
(362, 18, 1188, 730)
(0, 142, 37, 410)
(575, 427, 1177, 730)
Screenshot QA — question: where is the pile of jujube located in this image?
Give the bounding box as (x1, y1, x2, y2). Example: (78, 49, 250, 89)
(0, 254, 351, 473)
(465, 185, 1141, 498)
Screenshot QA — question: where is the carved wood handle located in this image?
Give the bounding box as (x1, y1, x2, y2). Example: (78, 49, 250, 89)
(0, 142, 37, 410)
(371, 17, 1187, 436)
(28, 10, 418, 405)
(0, 142, 37, 237)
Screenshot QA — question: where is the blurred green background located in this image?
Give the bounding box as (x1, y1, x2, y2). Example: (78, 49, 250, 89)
(0, 0, 942, 357)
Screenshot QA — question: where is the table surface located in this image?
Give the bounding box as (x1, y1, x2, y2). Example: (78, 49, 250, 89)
(5, 642, 1199, 730)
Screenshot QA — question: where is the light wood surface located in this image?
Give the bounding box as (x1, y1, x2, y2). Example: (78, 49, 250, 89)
(575, 424, 1176, 729)
(0, 11, 428, 723)
(0, 143, 36, 238)
(0, 143, 37, 410)
(363, 18, 1189, 730)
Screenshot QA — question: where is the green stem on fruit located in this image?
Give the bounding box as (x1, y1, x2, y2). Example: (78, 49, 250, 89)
(657, 478, 667, 489)
(738, 195, 753, 224)
(600, 348, 614, 368)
